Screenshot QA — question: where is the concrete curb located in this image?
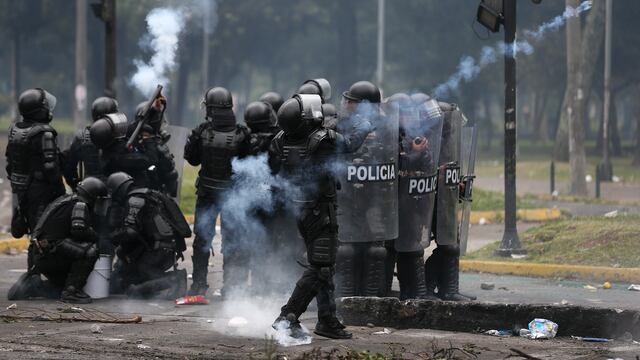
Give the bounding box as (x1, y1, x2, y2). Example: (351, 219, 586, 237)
(337, 297, 640, 339)
(461, 260, 640, 283)
(470, 208, 562, 224)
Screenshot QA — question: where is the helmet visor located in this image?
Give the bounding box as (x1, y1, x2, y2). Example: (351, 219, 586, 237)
(43, 90, 57, 111)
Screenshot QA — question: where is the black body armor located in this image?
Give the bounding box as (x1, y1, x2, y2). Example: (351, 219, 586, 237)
(63, 127, 103, 188)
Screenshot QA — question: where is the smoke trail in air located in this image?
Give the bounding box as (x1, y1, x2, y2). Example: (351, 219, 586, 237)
(432, 0, 592, 99)
(130, 8, 185, 96)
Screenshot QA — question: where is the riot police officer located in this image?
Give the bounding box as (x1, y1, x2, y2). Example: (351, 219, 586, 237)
(8, 177, 107, 303)
(106, 172, 189, 299)
(6, 88, 66, 270)
(259, 91, 284, 113)
(63, 97, 118, 189)
(245, 101, 279, 156)
(334, 81, 397, 298)
(270, 93, 372, 340)
(184, 87, 250, 296)
(132, 99, 179, 197)
(297, 78, 332, 103)
(424, 102, 476, 302)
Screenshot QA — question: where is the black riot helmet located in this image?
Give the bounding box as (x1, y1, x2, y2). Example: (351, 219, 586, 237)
(204, 87, 233, 109)
(89, 113, 129, 149)
(106, 172, 134, 203)
(76, 177, 108, 205)
(244, 101, 277, 132)
(18, 88, 57, 123)
(203, 87, 236, 129)
(342, 81, 381, 104)
(277, 98, 306, 138)
(298, 78, 331, 103)
(91, 97, 119, 121)
(259, 92, 284, 113)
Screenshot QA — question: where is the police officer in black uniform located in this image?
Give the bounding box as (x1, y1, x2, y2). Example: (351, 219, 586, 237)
(63, 97, 118, 189)
(132, 99, 179, 197)
(8, 177, 107, 303)
(259, 92, 284, 114)
(6, 88, 66, 270)
(270, 94, 372, 340)
(106, 172, 189, 299)
(184, 87, 250, 296)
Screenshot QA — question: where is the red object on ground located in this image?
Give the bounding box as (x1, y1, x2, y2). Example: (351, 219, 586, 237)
(175, 295, 209, 305)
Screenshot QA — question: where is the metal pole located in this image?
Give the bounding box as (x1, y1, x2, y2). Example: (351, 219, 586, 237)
(376, 0, 385, 87)
(601, 0, 613, 180)
(104, 0, 116, 97)
(496, 0, 526, 257)
(202, 0, 211, 91)
(74, 0, 88, 129)
(550, 161, 555, 194)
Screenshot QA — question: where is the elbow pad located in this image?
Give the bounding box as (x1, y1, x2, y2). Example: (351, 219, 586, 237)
(124, 196, 145, 228)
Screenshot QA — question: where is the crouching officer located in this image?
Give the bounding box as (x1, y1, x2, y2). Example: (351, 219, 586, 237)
(8, 177, 107, 303)
(106, 172, 189, 299)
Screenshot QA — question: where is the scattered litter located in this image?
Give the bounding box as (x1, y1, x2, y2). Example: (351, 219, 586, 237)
(373, 328, 392, 335)
(187, 274, 193, 280)
(90, 324, 103, 334)
(99, 338, 124, 342)
(60, 306, 86, 313)
(612, 176, 621, 183)
(485, 329, 511, 337)
(136, 344, 150, 350)
(175, 295, 209, 305)
(4, 248, 18, 256)
(561, 299, 569, 305)
(585, 174, 593, 183)
(498, 286, 509, 291)
(602, 282, 612, 290)
(511, 254, 527, 259)
(604, 210, 618, 218)
(480, 283, 495, 290)
(583, 285, 597, 291)
(366, 323, 375, 328)
(552, 190, 559, 197)
(628, 284, 640, 292)
(478, 217, 487, 225)
(1, 305, 142, 323)
(571, 336, 611, 342)
(213, 289, 222, 296)
(227, 317, 248, 328)
(526, 319, 558, 339)
(206, 319, 213, 323)
(5, 304, 16, 310)
(615, 309, 623, 314)
(519, 329, 531, 337)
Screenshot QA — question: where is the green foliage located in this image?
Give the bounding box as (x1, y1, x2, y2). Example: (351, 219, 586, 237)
(466, 215, 640, 268)
(471, 188, 537, 211)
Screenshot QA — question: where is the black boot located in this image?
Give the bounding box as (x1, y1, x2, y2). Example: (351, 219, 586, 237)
(361, 243, 386, 297)
(188, 251, 210, 296)
(8, 273, 43, 300)
(61, 285, 92, 304)
(315, 316, 352, 339)
(424, 252, 441, 301)
(397, 251, 430, 300)
(221, 252, 250, 298)
(272, 313, 309, 340)
(439, 251, 475, 301)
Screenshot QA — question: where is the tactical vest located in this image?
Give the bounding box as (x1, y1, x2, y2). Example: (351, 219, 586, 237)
(32, 194, 76, 241)
(76, 127, 103, 179)
(7, 122, 56, 192)
(198, 125, 246, 189)
(248, 131, 277, 156)
(271, 128, 336, 202)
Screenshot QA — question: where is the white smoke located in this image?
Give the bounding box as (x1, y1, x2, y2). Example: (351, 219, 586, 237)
(432, 0, 592, 99)
(130, 8, 185, 96)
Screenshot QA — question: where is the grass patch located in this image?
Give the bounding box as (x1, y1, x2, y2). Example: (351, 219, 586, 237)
(465, 215, 640, 268)
(472, 188, 537, 211)
(179, 164, 198, 214)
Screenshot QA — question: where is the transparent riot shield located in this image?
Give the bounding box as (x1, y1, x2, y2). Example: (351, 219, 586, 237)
(459, 120, 478, 255)
(395, 98, 444, 252)
(166, 125, 190, 201)
(337, 102, 399, 242)
(434, 103, 463, 247)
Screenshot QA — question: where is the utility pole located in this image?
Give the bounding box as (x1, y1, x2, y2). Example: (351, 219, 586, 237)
(104, 0, 116, 97)
(600, 0, 613, 180)
(495, 0, 526, 257)
(74, 0, 88, 128)
(376, 0, 385, 87)
(202, 0, 211, 91)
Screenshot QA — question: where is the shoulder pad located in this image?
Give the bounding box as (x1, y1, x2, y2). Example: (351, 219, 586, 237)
(128, 188, 152, 197)
(308, 128, 332, 152)
(29, 124, 57, 137)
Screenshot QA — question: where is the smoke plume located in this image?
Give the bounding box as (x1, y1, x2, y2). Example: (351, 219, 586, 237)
(432, 0, 592, 99)
(130, 8, 185, 96)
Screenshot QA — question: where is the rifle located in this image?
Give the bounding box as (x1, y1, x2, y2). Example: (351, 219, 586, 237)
(126, 84, 163, 149)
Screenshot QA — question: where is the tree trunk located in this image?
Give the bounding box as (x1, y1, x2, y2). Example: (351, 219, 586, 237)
(10, 25, 20, 123)
(565, 0, 588, 195)
(171, 34, 193, 126)
(634, 88, 640, 165)
(610, 95, 622, 156)
(336, 0, 358, 94)
(553, 91, 570, 161)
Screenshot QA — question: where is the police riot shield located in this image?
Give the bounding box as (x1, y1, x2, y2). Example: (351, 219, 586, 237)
(166, 125, 190, 201)
(434, 103, 463, 247)
(395, 98, 444, 252)
(459, 120, 477, 255)
(337, 102, 398, 242)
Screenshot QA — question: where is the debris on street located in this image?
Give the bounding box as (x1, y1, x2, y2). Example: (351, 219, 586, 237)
(525, 319, 558, 340)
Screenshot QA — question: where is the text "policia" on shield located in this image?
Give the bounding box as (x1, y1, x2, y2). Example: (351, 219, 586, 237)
(408, 174, 437, 195)
(347, 163, 396, 182)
